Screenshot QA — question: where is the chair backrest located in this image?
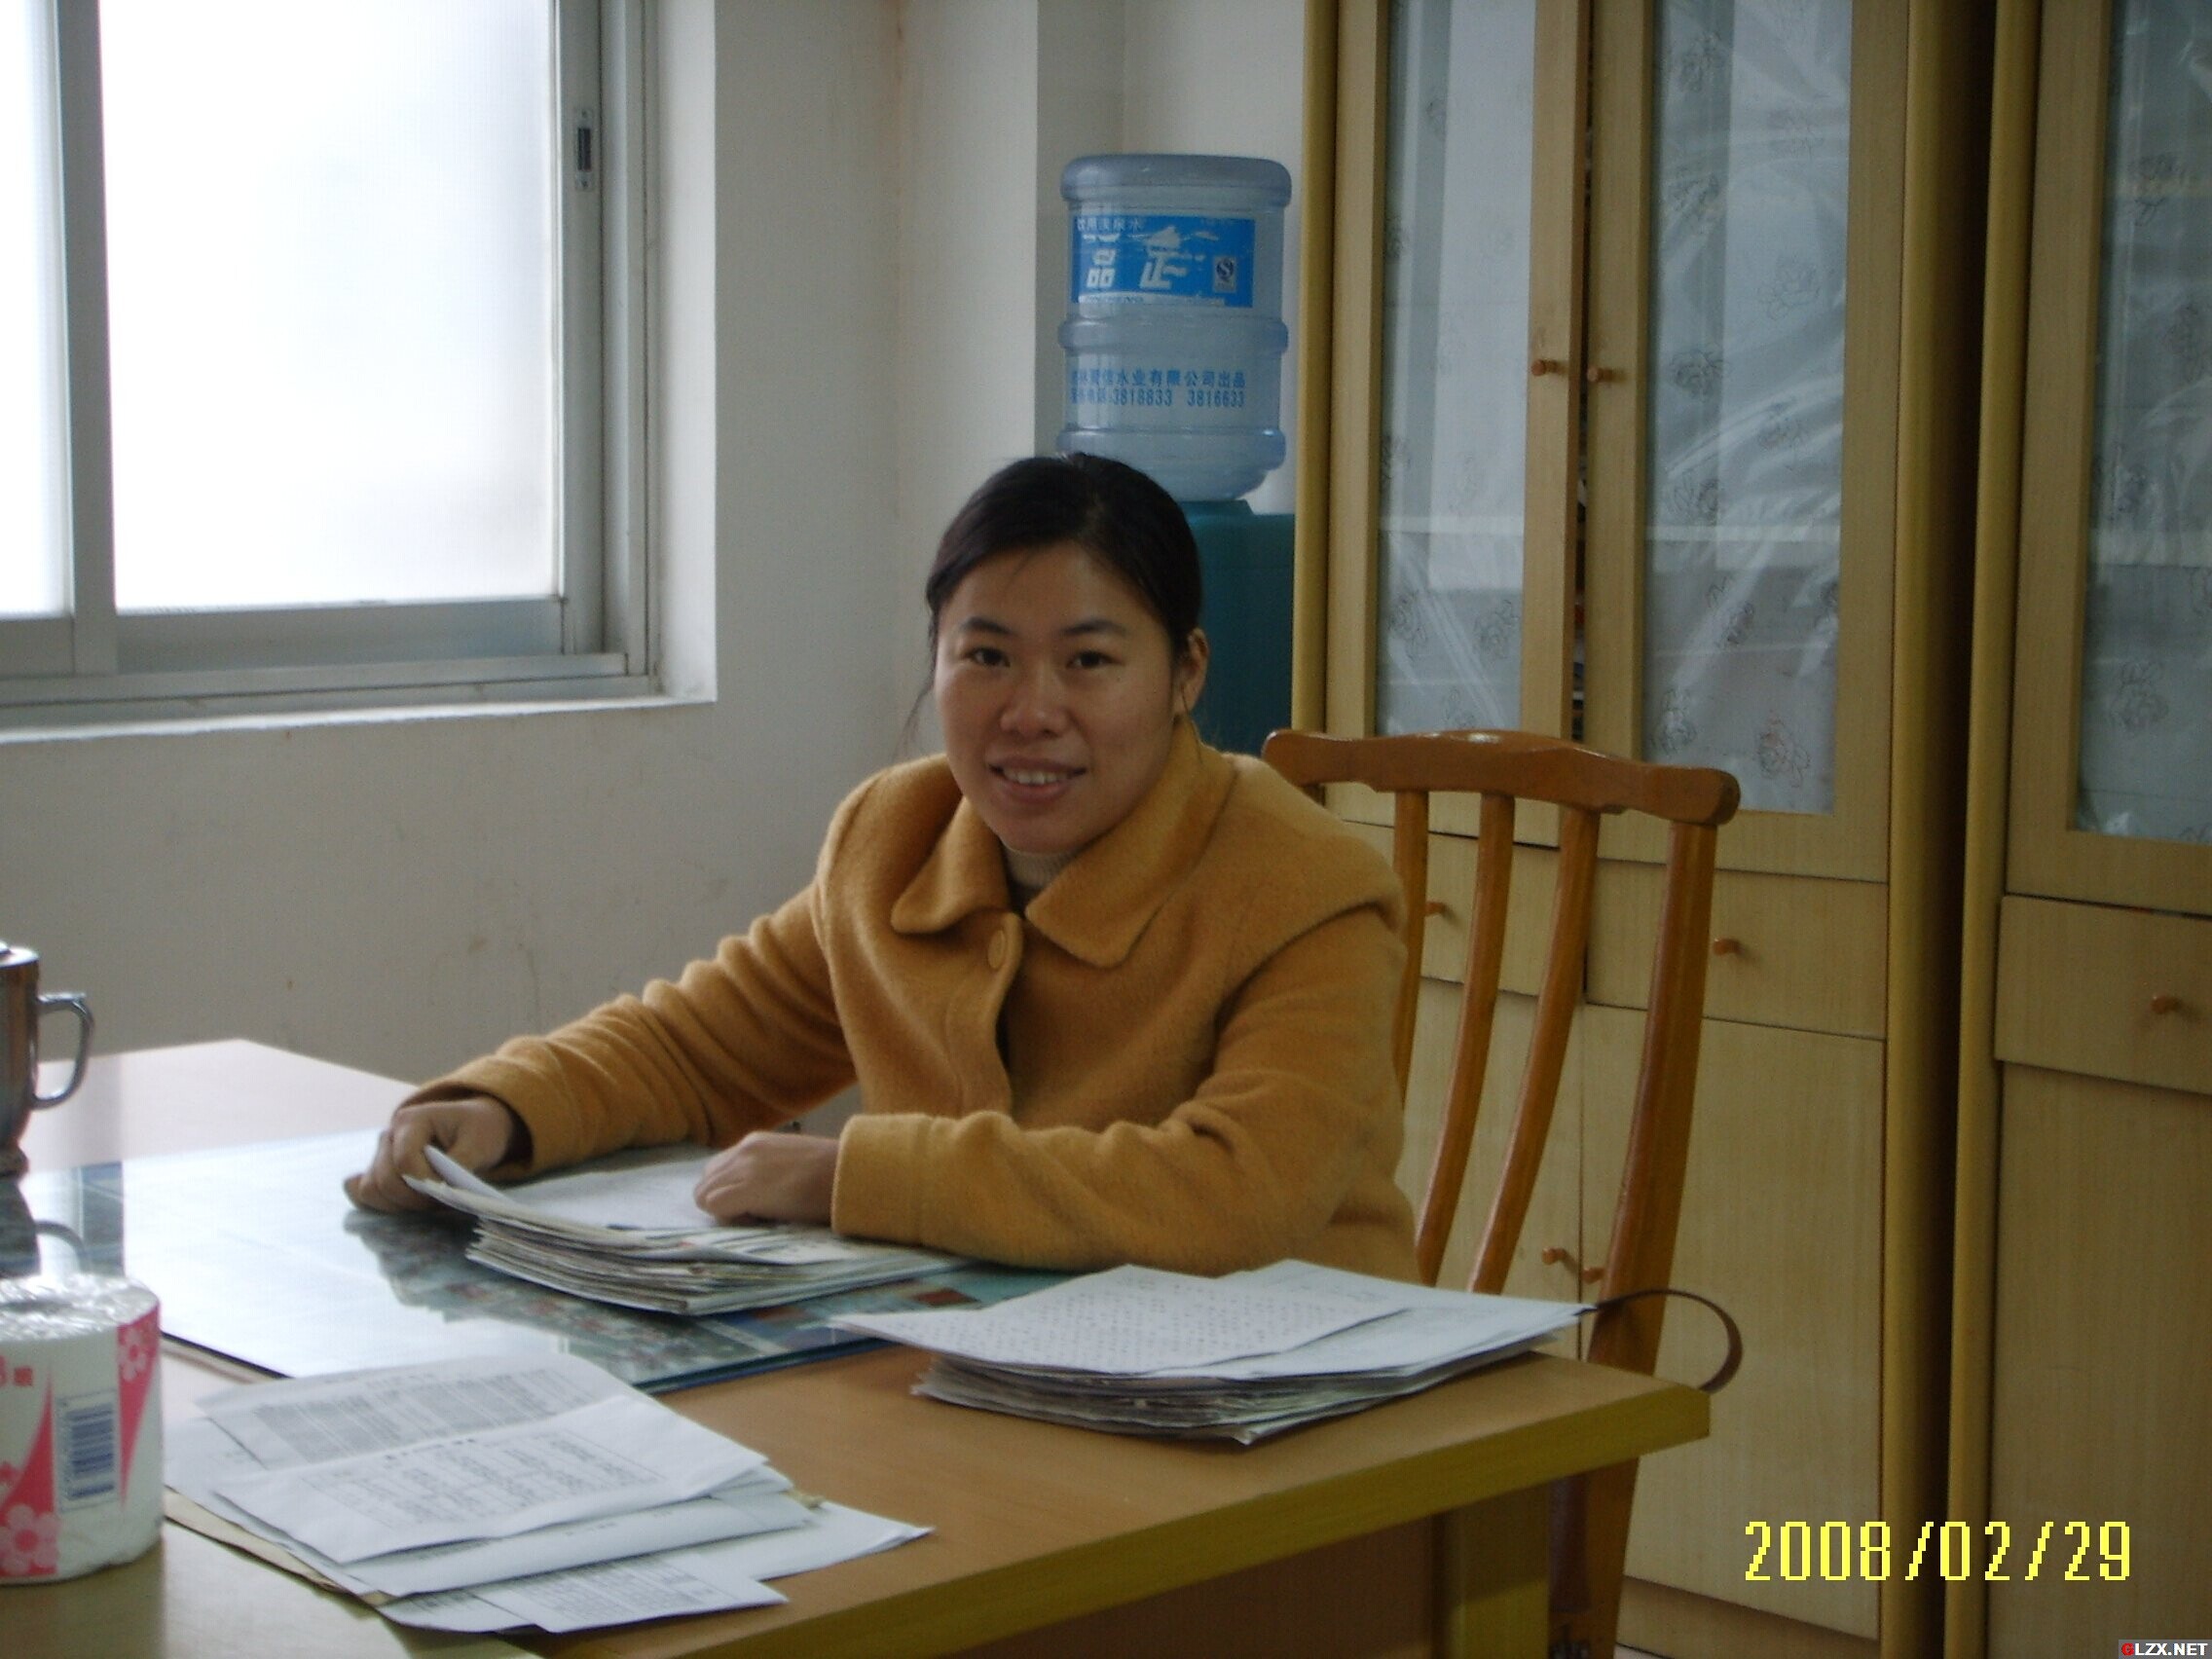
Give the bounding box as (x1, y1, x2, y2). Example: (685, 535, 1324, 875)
(1264, 728, 1738, 1659)
(1262, 728, 1738, 1337)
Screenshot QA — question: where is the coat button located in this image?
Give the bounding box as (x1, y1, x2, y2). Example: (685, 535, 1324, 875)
(987, 932, 1009, 970)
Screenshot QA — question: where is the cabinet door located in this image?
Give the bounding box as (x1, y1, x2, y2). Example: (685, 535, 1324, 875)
(1582, 0, 1905, 880)
(1582, 1008, 1884, 1638)
(1987, 1068, 2212, 1656)
(2009, 0, 2212, 914)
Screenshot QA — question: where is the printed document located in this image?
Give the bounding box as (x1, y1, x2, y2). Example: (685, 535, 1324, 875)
(377, 1502, 928, 1635)
(409, 1146, 966, 1314)
(169, 1418, 804, 1598)
(202, 1354, 767, 1561)
(171, 1352, 931, 1632)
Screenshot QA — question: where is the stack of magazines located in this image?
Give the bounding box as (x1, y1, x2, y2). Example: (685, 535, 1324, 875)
(409, 1145, 964, 1315)
(832, 1259, 1587, 1443)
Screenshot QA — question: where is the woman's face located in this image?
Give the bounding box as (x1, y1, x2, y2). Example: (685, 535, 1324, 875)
(934, 541, 1207, 858)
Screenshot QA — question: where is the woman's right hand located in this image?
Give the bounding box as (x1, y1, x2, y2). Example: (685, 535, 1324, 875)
(345, 1095, 525, 1212)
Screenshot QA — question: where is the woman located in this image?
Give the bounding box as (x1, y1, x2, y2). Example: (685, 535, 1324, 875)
(349, 455, 1419, 1280)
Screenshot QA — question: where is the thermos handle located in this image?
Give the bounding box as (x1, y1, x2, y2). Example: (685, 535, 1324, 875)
(32, 991, 94, 1108)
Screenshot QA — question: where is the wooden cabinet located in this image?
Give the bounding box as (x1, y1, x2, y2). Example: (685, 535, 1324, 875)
(1947, 2, 2212, 1654)
(1585, 1010, 1884, 1639)
(1298, 2, 1984, 1650)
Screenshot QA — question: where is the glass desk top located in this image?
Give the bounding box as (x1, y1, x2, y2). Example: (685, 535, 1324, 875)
(4, 1129, 1053, 1392)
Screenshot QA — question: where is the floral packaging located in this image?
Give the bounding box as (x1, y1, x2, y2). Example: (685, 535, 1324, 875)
(0, 1273, 163, 1581)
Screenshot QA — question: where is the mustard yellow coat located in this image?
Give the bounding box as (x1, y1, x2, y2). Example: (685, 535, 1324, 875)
(425, 721, 1419, 1279)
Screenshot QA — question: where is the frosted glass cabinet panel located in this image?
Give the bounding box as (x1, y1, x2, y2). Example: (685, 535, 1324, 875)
(1640, 0, 1853, 815)
(1374, 0, 1538, 734)
(2074, 0, 2212, 844)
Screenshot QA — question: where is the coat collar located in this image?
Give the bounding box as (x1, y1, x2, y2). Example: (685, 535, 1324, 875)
(889, 719, 1230, 968)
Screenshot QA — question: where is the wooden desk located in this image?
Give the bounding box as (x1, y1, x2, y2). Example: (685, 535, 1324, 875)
(13, 1042, 1708, 1658)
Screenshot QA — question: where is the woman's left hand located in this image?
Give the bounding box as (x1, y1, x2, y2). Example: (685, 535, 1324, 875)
(694, 1129, 839, 1225)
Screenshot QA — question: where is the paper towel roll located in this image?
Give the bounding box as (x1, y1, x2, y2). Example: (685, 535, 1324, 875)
(0, 1272, 164, 1582)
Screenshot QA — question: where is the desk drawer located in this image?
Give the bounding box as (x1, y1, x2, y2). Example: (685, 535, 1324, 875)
(1588, 865, 1887, 1038)
(1995, 896, 2212, 1095)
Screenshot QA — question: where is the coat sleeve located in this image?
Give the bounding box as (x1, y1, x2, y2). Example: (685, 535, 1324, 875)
(831, 894, 1406, 1275)
(409, 803, 867, 1175)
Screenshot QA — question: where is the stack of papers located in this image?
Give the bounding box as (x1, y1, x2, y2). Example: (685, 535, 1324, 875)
(834, 1260, 1587, 1444)
(408, 1144, 965, 1314)
(166, 1352, 925, 1634)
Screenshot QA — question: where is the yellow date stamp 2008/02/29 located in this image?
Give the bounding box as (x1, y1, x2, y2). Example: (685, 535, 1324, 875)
(1745, 1520, 2131, 1583)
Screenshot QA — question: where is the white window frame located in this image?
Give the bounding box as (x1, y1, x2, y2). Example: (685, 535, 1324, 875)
(0, 0, 654, 729)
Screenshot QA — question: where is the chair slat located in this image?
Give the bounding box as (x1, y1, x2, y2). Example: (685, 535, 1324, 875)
(1415, 791, 1516, 1283)
(1471, 803, 1600, 1294)
(1389, 791, 1431, 1095)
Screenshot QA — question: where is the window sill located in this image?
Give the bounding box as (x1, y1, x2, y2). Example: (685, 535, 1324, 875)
(0, 662, 703, 744)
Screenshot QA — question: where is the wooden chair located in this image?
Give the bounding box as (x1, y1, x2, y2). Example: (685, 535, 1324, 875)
(1262, 728, 1740, 1659)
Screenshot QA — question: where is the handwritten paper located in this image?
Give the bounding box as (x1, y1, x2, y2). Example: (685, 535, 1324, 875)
(840, 1260, 1590, 1442)
(831, 1263, 1390, 1374)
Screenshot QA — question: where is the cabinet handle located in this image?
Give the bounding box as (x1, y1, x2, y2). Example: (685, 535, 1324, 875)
(1711, 936, 1743, 956)
(1584, 364, 1622, 384)
(1423, 899, 1448, 918)
(1582, 1266, 1606, 1285)
(2150, 993, 2184, 1015)
(1530, 356, 1567, 377)
(1541, 1246, 1570, 1267)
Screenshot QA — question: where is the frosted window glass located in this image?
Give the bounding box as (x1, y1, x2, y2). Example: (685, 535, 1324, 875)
(1641, 0, 1851, 814)
(2074, 0, 2212, 844)
(1373, 0, 1537, 734)
(0, 0, 67, 618)
(99, 0, 558, 612)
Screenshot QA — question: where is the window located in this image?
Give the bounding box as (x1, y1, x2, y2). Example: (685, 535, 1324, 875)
(0, 0, 648, 726)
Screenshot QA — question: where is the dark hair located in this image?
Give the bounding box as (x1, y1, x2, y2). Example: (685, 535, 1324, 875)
(924, 454, 1202, 655)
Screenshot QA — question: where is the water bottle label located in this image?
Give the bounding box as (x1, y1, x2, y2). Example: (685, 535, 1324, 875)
(1072, 213, 1258, 307)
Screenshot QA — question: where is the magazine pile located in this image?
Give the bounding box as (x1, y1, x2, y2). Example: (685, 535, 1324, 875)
(166, 1352, 925, 1633)
(407, 1144, 964, 1314)
(832, 1259, 1588, 1443)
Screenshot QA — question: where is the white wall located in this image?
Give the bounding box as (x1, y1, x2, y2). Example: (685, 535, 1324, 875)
(1121, 0, 1309, 517)
(889, 0, 1051, 749)
(0, 1, 1308, 1098)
